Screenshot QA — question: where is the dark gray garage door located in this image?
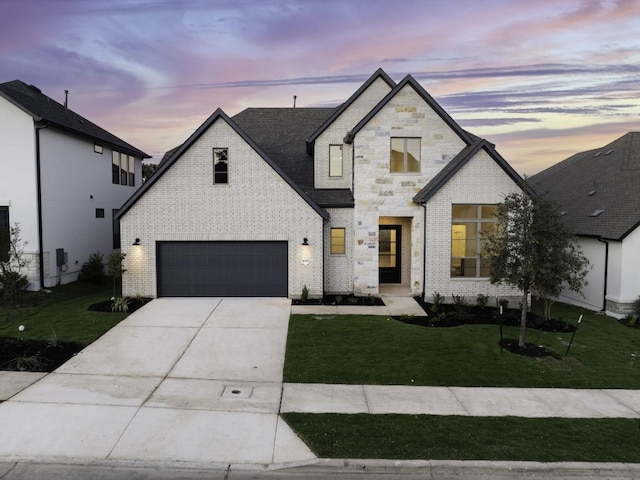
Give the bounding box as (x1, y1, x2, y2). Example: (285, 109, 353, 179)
(157, 241, 288, 297)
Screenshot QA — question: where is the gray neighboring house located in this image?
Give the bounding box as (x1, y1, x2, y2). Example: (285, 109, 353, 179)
(117, 69, 526, 300)
(530, 132, 640, 317)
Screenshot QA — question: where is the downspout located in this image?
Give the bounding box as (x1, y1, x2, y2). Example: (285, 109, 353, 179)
(597, 237, 609, 312)
(35, 121, 48, 290)
(421, 203, 427, 301)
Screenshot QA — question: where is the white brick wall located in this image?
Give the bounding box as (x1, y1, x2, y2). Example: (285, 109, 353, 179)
(314, 77, 392, 189)
(424, 148, 523, 304)
(324, 207, 354, 293)
(120, 118, 324, 298)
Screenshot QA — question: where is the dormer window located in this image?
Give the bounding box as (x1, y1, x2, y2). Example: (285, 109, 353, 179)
(329, 145, 343, 177)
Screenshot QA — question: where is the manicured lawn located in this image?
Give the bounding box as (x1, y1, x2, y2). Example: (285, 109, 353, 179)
(0, 282, 127, 346)
(283, 413, 640, 463)
(284, 301, 640, 388)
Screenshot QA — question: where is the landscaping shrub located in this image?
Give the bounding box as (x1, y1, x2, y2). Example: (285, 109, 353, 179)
(78, 252, 105, 283)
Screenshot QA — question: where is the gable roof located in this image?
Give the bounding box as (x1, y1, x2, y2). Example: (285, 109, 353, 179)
(305, 68, 396, 150)
(346, 74, 474, 146)
(116, 108, 330, 220)
(529, 132, 640, 240)
(413, 139, 528, 203)
(0, 80, 149, 158)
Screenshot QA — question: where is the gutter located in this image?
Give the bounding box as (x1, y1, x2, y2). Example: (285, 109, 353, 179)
(35, 120, 48, 290)
(597, 237, 609, 312)
(421, 203, 427, 301)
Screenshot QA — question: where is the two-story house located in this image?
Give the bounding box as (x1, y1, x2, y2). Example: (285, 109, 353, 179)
(0, 80, 149, 289)
(117, 69, 525, 302)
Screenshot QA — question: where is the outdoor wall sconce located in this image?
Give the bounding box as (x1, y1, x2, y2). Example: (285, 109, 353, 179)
(132, 238, 141, 246)
(300, 237, 310, 265)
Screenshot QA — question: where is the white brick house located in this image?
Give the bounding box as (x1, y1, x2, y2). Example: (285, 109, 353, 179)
(0, 80, 149, 289)
(117, 69, 525, 302)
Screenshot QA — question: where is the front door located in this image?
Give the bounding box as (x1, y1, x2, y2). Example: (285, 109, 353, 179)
(379, 225, 401, 283)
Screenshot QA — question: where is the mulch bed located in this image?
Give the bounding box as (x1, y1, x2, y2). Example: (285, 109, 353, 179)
(87, 296, 152, 313)
(0, 337, 84, 372)
(293, 294, 385, 306)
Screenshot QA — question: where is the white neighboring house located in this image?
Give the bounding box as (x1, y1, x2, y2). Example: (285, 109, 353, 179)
(530, 132, 640, 318)
(0, 80, 149, 289)
(117, 69, 526, 302)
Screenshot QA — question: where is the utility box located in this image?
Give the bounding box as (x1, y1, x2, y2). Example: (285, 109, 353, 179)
(56, 248, 66, 267)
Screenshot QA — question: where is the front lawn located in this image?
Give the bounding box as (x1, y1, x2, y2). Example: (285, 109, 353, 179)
(284, 301, 640, 388)
(283, 414, 640, 463)
(0, 282, 128, 370)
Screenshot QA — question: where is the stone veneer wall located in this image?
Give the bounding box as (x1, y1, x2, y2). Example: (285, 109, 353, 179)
(351, 85, 467, 296)
(120, 119, 324, 298)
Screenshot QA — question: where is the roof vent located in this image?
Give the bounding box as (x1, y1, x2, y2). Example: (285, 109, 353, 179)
(593, 151, 602, 157)
(604, 149, 614, 155)
(560, 211, 568, 216)
(590, 210, 605, 217)
(588, 190, 597, 196)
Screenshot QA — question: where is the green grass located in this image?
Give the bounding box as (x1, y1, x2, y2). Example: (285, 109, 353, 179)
(283, 301, 640, 388)
(283, 413, 640, 462)
(0, 282, 127, 346)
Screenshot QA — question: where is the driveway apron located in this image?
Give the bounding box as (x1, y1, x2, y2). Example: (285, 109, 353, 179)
(0, 297, 315, 467)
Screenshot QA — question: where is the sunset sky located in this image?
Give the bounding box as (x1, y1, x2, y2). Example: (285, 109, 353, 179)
(1, 0, 639, 175)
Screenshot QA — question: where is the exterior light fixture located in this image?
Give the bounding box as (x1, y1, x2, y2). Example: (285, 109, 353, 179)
(300, 237, 310, 265)
(132, 238, 141, 246)
(302, 238, 309, 246)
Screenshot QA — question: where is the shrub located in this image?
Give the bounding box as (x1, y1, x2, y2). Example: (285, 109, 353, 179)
(111, 296, 130, 313)
(78, 252, 105, 283)
(431, 292, 445, 314)
(0, 270, 29, 304)
(476, 294, 489, 308)
(301, 285, 309, 302)
(452, 294, 467, 307)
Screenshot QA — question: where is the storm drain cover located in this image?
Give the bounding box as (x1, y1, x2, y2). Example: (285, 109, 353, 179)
(221, 386, 253, 398)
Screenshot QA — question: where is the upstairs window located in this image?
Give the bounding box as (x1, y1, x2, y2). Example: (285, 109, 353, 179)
(112, 151, 135, 186)
(451, 204, 497, 278)
(329, 145, 343, 177)
(213, 148, 228, 184)
(390, 137, 421, 173)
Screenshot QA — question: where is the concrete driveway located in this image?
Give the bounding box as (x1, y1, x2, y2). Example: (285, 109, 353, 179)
(0, 297, 315, 467)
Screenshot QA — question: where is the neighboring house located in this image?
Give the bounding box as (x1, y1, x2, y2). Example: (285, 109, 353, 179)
(530, 132, 640, 318)
(0, 80, 149, 289)
(117, 69, 526, 301)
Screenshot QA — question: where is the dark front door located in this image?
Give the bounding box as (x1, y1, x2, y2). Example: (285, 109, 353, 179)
(379, 225, 401, 284)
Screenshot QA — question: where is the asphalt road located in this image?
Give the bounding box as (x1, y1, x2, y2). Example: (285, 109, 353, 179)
(2, 461, 640, 480)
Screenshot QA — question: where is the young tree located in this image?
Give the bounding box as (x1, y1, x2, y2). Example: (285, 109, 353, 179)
(142, 163, 158, 183)
(0, 223, 30, 304)
(484, 190, 589, 347)
(106, 251, 127, 299)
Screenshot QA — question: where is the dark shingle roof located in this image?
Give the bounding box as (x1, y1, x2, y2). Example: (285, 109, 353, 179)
(0, 80, 149, 158)
(232, 107, 353, 207)
(529, 132, 640, 240)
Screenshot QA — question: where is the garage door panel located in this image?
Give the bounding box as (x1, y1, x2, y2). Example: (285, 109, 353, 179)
(157, 241, 287, 297)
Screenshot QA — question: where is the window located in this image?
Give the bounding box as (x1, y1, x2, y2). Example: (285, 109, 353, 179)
(94, 144, 103, 154)
(390, 137, 420, 173)
(112, 150, 135, 187)
(0, 207, 9, 262)
(451, 204, 497, 278)
(329, 145, 343, 177)
(330, 228, 345, 254)
(95, 208, 105, 218)
(213, 148, 228, 184)
(112, 209, 120, 250)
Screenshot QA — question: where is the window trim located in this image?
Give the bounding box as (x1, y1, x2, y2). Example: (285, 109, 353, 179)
(95, 208, 105, 218)
(330, 227, 346, 255)
(450, 204, 497, 278)
(329, 144, 343, 177)
(213, 147, 229, 185)
(390, 137, 421, 173)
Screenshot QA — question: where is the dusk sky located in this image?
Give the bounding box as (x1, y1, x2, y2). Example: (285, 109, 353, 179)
(2, 0, 639, 175)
